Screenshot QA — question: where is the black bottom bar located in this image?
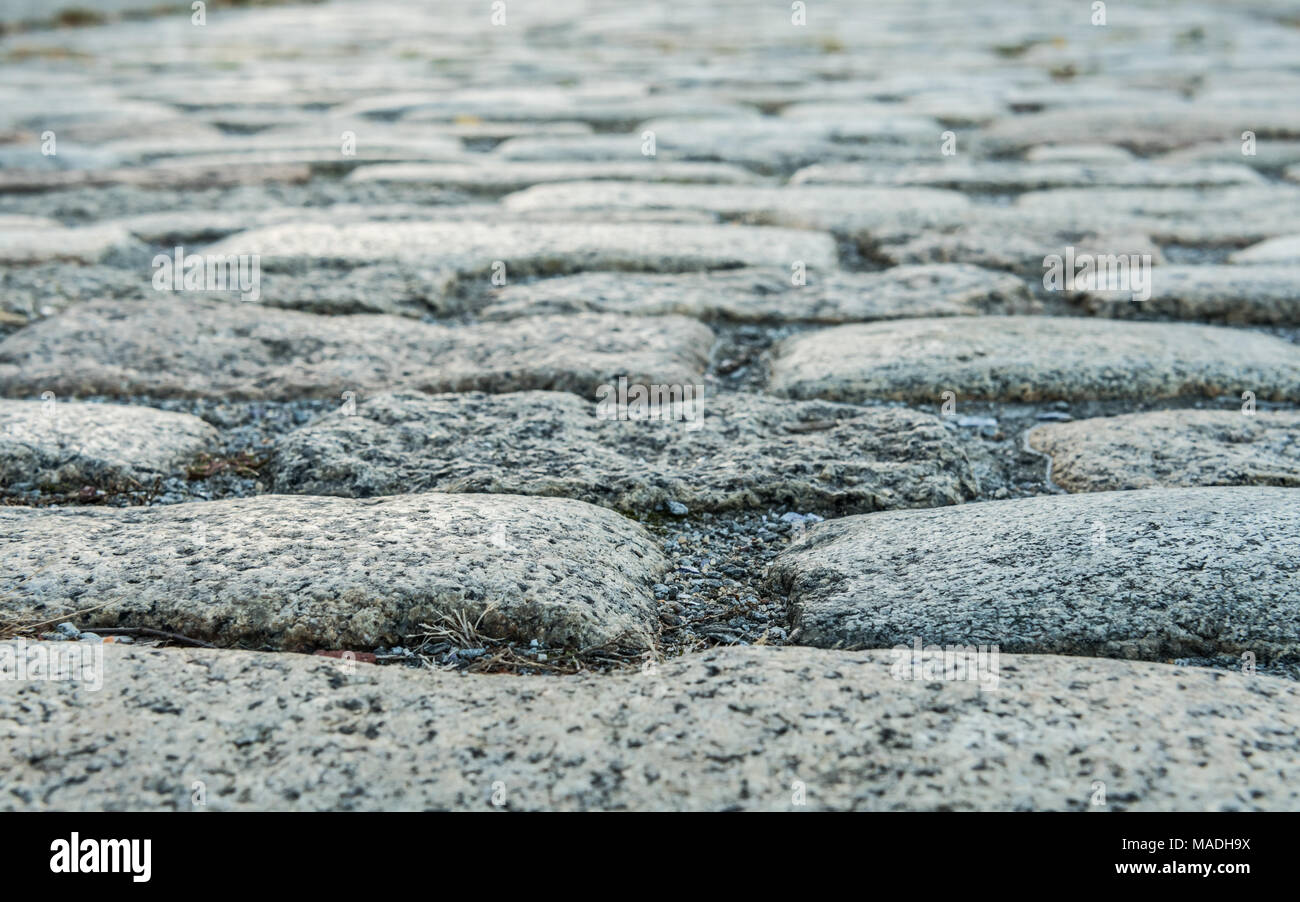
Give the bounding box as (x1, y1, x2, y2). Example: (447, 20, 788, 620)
(7, 811, 1283, 888)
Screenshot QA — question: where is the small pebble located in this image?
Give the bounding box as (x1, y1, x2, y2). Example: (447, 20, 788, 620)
(779, 512, 824, 525)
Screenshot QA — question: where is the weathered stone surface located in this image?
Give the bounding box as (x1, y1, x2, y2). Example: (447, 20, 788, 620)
(0, 214, 60, 230)
(481, 264, 1034, 323)
(0, 300, 713, 401)
(109, 204, 437, 245)
(15, 252, 461, 319)
(858, 204, 1166, 273)
(501, 182, 970, 233)
(401, 119, 595, 140)
(0, 223, 133, 265)
(0, 163, 312, 193)
(1029, 410, 1300, 492)
(22, 205, 724, 255)
(981, 104, 1300, 154)
(338, 89, 752, 127)
(789, 161, 1261, 191)
(769, 487, 1300, 661)
(491, 134, 670, 162)
(1157, 140, 1300, 171)
(0, 493, 664, 651)
(0, 91, 193, 139)
(112, 203, 690, 256)
(1231, 235, 1300, 265)
(5, 644, 1299, 811)
(769, 316, 1300, 403)
(0, 259, 454, 324)
(346, 161, 761, 189)
(1016, 186, 1300, 245)
(268, 391, 979, 514)
(779, 99, 1002, 128)
(0, 400, 216, 490)
(492, 119, 937, 172)
(867, 214, 1164, 274)
(1017, 185, 1300, 218)
(1024, 144, 1136, 163)
(98, 128, 467, 168)
(204, 220, 839, 274)
(642, 113, 941, 164)
(767, 108, 942, 140)
(1081, 264, 1300, 323)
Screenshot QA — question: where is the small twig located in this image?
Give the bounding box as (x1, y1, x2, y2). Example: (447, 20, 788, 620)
(0, 593, 123, 640)
(86, 627, 217, 648)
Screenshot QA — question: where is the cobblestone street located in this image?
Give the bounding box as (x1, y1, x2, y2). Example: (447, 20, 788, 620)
(2, 0, 1300, 811)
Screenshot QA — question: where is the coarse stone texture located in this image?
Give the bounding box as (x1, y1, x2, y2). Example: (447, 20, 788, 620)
(491, 119, 938, 173)
(0, 258, 462, 324)
(0, 163, 312, 193)
(0, 400, 217, 490)
(789, 162, 1263, 191)
(268, 391, 979, 514)
(1080, 265, 1300, 324)
(6, 0, 1300, 814)
(980, 104, 1300, 155)
(100, 150, 467, 174)
(768, 316, 1300, 404)
(862, 208, 1164, 275)
(775, 99, 1002, 128)
(489, 134, 661, 162)
(241, 264, 462, 318)
(769, 487, 1300, 661)
(0, 300, 713, 401)
(95, 129, 468, 168)
(1016, 185, 1300, 218)
(1015, 186, 1300, 246)
(4, 644, 1299, 811)
(654, 111, 941, 146)
(0, 214, 60, 230)
(1231, 235, 1300, 265)
(1, 0, 183, 24)
(1158, 140, 1300, 171)
(0, 493, 664, 651)
(203, 220, 839, 275)
(395, 119, 595, 140)
(1028, 410, 1300, 493)
(0, 223, 133, 265)
(500, 182, 970, 234)
(111, 202, 664, 248)
(1024, 144, 1136, 163)
(111, 204, 440, 245)
(480, 264, 1034, 323)
(778, 97, 1005, 128)
(346, 161, 761, 189)
(337, 90, 752, 127)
